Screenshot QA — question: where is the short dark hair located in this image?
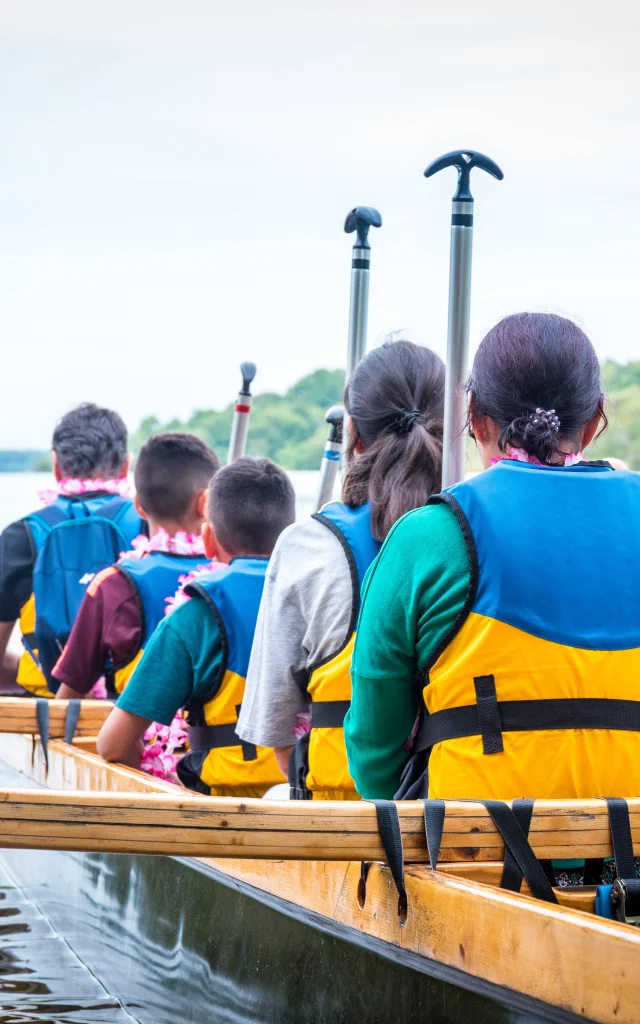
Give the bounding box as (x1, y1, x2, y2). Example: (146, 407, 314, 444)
(52, 403, 128, 479)
(134, 433, 220, 522)
(468, 313, 607, 464)
(207, 457, 295, 556)
(343, 340, 445, 541)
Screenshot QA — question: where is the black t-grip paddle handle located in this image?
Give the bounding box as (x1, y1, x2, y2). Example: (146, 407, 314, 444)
(424, 150, 504, 201)
(239, 361, 257, 396)
(344, 206, 382, 248)
(325, 404, 345, 445)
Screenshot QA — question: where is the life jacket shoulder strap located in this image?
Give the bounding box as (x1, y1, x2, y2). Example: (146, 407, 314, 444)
(182, 582, 228, 712)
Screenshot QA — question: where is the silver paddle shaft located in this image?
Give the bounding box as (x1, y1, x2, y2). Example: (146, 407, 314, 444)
(442, 199, 474, 488)
(345, 246, 371, 382)
(314, 439, 342, 510)
(227, 391, 253, 464)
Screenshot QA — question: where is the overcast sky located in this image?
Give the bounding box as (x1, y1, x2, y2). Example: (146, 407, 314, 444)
(1, 0, 638, 447)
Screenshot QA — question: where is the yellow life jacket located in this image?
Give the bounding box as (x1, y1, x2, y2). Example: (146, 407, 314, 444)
(179, 558, 282, 798)
(290, 502, 381, 801)
(17, 594, 52, 697)
(404, 461, 640, 801)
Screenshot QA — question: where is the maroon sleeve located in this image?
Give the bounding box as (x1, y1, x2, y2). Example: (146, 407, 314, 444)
(52, 567, 141, 694)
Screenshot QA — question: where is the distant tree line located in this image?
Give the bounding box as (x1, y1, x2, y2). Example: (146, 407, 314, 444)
(131, 368, 345, 469)
(2, 361, 640, 473)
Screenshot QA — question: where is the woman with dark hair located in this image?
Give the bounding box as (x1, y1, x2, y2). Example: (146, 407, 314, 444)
(237, 340, 445, 799)
(346, 312, 640, 801)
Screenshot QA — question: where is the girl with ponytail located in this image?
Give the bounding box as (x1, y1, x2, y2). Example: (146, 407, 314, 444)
(347, 313, 640, 808)
(237, 340, 445, 799)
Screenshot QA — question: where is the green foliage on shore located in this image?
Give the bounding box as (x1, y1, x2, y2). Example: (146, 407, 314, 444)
(590, 361, 640, 468)
(3, 360, 640, 473)
(131, 369, 345, 469)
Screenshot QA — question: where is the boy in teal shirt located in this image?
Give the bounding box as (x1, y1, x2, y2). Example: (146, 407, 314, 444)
(97, 457, 295, 796)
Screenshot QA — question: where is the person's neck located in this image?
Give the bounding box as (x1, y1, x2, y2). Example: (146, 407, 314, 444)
(148, 520, 202, 539)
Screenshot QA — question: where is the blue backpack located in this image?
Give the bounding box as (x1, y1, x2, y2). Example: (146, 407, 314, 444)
(23, 495, 143, 691)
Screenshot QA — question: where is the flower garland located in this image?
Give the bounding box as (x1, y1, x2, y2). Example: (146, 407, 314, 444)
(122, 526, 206, 561)
(491, 447, 584, 468)
(140, 711, 189, 783)
(38, 477, 131, 506)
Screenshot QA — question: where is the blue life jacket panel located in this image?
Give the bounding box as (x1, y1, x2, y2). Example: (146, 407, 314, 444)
(118, 551, 206, 650)
(24, 495, 143, 690)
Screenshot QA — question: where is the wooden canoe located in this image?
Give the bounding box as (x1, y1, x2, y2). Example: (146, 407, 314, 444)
(0, 727, 638, 1022)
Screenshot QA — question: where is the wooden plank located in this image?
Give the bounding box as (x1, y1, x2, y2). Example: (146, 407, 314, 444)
(332, 863, 640, 1024)
(0, 785, 639, 862)
(0, 698, 112, 737)
(1, 738, 638, 1024)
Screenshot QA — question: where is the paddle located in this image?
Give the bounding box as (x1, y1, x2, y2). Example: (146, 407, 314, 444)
(227, 361, 257, 464)
(344, 207, 382, 383)
(424, 151, 503, 487)
(314, 404, 345, 512)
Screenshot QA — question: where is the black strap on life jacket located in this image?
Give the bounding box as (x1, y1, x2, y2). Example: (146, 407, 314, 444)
(372, 800, 408, 924)
(414, 686, 640, 757)
(310, 700, 350, 728)
(187, 704, 257, 761)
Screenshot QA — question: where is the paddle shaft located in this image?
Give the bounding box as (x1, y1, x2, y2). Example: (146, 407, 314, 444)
(227, 362, 257, 464)
(314, 405, 344, 511)
(425, 151, 503, 487)
(442, 201, 474, 487)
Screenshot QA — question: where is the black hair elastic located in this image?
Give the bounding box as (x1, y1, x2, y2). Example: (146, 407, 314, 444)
(394, 409, 422, 434)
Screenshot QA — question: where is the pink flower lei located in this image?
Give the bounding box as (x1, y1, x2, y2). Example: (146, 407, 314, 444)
(491, 447, 585, 468)
(122, 526, 206, 561)
(38, 476, 131, 506)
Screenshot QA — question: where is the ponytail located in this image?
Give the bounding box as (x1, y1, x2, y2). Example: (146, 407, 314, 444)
(342, 341, 444, 541)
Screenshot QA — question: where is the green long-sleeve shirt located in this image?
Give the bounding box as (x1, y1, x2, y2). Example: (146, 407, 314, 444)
(345, 502, 471, 799)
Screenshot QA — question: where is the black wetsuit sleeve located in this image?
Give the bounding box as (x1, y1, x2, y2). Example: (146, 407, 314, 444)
(0, 520, 35, 621)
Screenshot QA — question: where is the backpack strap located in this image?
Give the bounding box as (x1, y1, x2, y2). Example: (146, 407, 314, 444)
(26, 504, 68, 530)
(89, 496, 129, 522)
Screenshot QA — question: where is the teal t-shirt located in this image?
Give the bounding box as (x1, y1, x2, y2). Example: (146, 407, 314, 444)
(345, 502, 471, 799)
(116, 596, 223, 725)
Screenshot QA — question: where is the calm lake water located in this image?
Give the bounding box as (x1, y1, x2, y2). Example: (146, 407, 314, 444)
(0, 470, 331, 533)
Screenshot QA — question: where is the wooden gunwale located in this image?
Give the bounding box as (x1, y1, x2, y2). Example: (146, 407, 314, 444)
(0, 733, 639, 1023)
(0, 779, 637, 863)
(0, 698, 112, 737)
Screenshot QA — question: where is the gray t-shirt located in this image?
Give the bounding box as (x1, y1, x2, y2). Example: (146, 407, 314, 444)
(236, 517, 354, 749)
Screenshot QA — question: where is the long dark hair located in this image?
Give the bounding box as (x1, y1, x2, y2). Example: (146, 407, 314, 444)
(342, 340, 445, 541)
(468, 313, 606, 464)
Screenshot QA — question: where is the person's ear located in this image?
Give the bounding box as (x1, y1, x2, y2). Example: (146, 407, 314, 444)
(470, 413, 491, 446)
(202, 522, 219, 560)
(194, 489, 208, 524)
(51, 451, 63, 483)
(347, 417, 365, 454)
(581, 408, 604, 451)
(134, 496, 148, 521)
(119, 454, 132, 479)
